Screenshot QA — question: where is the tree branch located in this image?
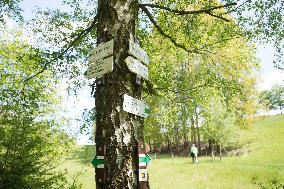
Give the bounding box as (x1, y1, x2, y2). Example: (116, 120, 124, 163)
(140, 5, 198, 54)
(24, 15, 98, 83)
(139, 2, 237, 16)
(205, 12, 230, 22)
(222, 0, 251, 15)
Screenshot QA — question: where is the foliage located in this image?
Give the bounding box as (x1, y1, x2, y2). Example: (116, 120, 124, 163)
(142, 0, 259, 151)
(0, 28, 80, 189)
(260, 84, 284, 113)
(227, 0, 284, 69)
(0, 0, 23, 23)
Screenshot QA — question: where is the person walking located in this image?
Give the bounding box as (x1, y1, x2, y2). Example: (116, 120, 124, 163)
(190, 144, 198, 164)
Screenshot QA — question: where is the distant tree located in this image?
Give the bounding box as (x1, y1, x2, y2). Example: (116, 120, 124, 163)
(260, 85, 284, 114)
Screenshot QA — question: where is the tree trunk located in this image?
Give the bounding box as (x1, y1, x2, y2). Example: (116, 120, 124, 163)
(95, 1, 148, 188)
(166, 136, 170, 151)
(148, 138, 151, 152)
(211, 145, 215, 161)
(195, 110, 201, 152)
(219, 144, 222, 160)
(191, 116, 196, 145)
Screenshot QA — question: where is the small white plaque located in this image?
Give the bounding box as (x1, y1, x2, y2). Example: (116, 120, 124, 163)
(129, 40, 149, 65)
(87, 56, 113, 79)
(89, 39, 114, 63)
(123, 94, 150, 118)
(125, 56, 148, 80)
(139, 169, 147, 182)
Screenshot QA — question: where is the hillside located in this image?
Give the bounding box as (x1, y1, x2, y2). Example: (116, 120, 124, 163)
(61, 115, 284, 189)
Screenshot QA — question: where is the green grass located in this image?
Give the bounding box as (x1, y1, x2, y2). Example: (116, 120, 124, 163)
(61, 115, 284, 189)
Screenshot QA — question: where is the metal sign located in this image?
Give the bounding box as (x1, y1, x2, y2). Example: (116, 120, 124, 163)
(87, 56, 113, 79)
(125, 56, 149, 80)
(139, 169, 148, 182)
(129, 40, 149, 65)
(139, 154, 151, 167)
(123, 94, 150, 118)
(91, 156, 105, 168)
(89, 39, 114, 63)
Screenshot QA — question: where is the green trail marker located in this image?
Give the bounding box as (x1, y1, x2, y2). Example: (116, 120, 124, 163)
(139, 154, 152, 166)
(91, 156, 105, 168)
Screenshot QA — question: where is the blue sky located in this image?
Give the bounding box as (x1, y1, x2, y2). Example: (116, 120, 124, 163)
(17, 0, 284, 144)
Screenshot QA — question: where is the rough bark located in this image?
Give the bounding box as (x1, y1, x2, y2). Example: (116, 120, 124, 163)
(95, 0, 148, 188)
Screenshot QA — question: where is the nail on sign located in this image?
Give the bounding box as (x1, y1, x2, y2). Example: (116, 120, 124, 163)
(123, 94, 150, 118)
(129, 40, 149, 65)
(125, 56, 149, 80)
(89, 39, 114, 63)
(87, 56, 113, 79)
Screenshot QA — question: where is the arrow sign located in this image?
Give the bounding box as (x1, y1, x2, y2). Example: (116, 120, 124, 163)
(123, 94, 150, 118)
(89, 39, 114, 63)
(129, 40, 149, 65)
(125, 56, 149, 80)
(91, 156, 105, 168)
(139, 154, 152, 166)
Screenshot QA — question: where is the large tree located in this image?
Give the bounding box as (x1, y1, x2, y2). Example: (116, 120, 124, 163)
(1, 0, 283, 188)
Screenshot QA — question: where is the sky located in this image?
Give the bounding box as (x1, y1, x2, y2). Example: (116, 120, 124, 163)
(13, 0, 284, 144)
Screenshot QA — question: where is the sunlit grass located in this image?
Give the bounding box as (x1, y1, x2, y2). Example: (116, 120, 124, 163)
(61, 115, 284, 189)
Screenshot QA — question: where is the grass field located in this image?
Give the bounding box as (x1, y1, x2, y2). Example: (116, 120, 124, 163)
(60, 115, 284, 189)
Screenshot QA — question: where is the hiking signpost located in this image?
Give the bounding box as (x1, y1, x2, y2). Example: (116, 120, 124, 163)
(123, 94, 150, 118)
(88, 36, 151, 188)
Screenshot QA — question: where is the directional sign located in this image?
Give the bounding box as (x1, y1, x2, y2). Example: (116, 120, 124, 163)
(91, 156, 105, 168)
(129, 40, 149, 65)
(125, 56, 149, 80)
(139, 154, 152, 167)
(123, 94, 150, 118)
(89, 39, 114, 63)
(87, 56, 113, 79)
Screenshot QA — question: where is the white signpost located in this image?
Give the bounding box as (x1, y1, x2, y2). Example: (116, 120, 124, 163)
(129, 40, 149, 65)
(89, 39, 114, 63)
(123, 94, 150, 118)
(125, 56, 149, 80)
(87, 56, 113, 79)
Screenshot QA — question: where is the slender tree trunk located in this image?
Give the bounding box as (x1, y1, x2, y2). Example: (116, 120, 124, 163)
(153, 140, 156, 153)
(148, 138, 151, 152)
(95, 1, 148, 188)
(219, 144, 222, 160)
(166, 136, 170, 151)
(195, 110, 201, 152)
(211, 145, 215, 161)
(191, 116, 197, 145)
(190, 116, 195, 144)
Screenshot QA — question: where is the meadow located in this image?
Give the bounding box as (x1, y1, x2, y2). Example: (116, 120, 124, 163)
(60, 115, 284, 189)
